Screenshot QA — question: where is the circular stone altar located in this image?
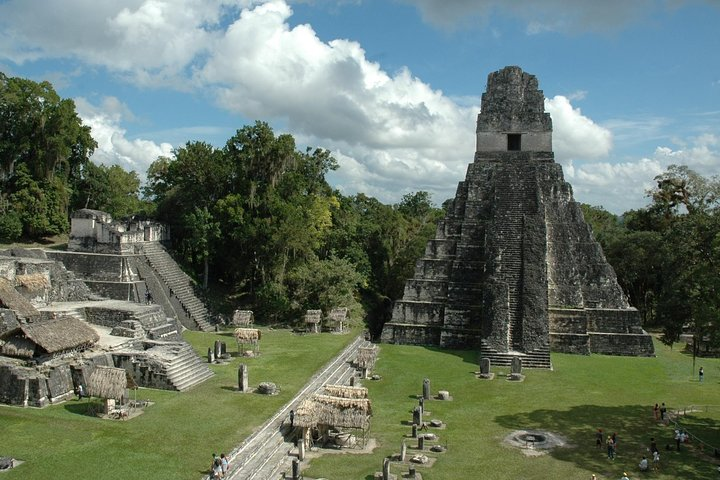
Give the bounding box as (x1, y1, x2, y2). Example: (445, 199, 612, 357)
(503, 430, 568, 456)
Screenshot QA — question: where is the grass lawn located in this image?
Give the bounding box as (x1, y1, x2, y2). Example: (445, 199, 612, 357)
(3, 332, 720, 480)
(303, 339, 720, 480)
(0, 327, 356, 480)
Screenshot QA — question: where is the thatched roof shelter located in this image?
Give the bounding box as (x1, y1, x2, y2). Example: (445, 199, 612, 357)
(305, 310, 322, 324)
(0, 337, 36, 358)
(234, 328, 261, 342)
(15, 273, 50, 291)
(328, 307, 347, 322)
(322, 384, 368, 399)
(0, 277, 40, 320)
(355, 344, 378, 369)
(294, 392, 372, 430)
(232, 310, 254, 326)
(326, 307, 348, 332)
(0, 316, 99, 358)
(87, 366, 127, 400)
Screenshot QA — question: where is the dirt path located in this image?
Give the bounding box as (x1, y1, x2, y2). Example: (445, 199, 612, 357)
(214, 334, 367, 480)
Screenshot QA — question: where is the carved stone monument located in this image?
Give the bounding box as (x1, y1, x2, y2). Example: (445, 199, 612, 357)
(412, 406, 422, 426)
(422, 378, 431, 400)
(381, 66, 655, 366)
(238, 363, 248, 392)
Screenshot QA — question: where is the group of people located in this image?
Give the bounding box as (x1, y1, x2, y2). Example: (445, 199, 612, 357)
(595, 429, 619, 460)
(210, 453, 229, 479)
(653, 402, 668, 423)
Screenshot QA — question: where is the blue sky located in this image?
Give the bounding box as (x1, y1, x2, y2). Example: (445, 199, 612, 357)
(1, 0, 719, 214)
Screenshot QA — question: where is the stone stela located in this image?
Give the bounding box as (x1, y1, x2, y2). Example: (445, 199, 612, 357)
(381, 66, 655, 367)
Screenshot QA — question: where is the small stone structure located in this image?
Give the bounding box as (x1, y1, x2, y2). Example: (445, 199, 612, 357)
(257, 382, 278, 395)
(479, 357, 494, 379)
(238, 363, 249, 392)
(381, 66, 655, 366)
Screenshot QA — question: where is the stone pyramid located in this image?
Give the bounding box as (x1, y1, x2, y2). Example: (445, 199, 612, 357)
(381, 66, 654, 367)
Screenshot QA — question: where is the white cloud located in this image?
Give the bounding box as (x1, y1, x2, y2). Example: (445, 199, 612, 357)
(562, 133, 720, 213)
(402, 0, 674, 33)
(75, 97, 173, 174)
(5, 0, 716, 215)
(546, 95, 613, 161)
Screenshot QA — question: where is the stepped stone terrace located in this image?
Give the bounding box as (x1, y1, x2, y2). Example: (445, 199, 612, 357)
(381, 66, 654, 367)
(0, 211, 214, 408)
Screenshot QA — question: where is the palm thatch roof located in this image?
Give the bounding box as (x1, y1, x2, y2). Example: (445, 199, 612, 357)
(355, 344, 378, 369)
(15, 273, 50, 291)
(321, 384, 368, 399)
(232, 310, 254, 326)
(87, 366, 127, 400)
(0, 336, 36, 358)
(0, 316, 99, 355)
(328, 307, 348, 322)
(234, 328, 261, 342)
(0, 277, 40, 320)
(304, 310, 322, 324)
(294, 392, 372, 429)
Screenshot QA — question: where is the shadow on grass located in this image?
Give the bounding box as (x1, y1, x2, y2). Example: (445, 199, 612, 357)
(419, 345, 478, 367)
(495, 404, 720, 480)
(63, 399, 103, 416)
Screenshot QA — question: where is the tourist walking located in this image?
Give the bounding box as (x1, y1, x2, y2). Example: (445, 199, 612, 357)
(620, 472, 630, 480)
(289, 409, 295, 428)
(652, 450, 660, 471)
(660, 402, 667, 422)
(650, 437, 658, 454)
(596, 428, 603, 449)
(607, 435, 615, 460)
(699, 366, 704, 382)
(653, 403, 659, 421)
(220, 453, 228, 475)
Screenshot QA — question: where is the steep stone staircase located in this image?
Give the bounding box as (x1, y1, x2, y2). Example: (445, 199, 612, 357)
(164, 343, 215, 391)
(479, 340, 552, 369)
(493, 163, 526, 350)
(141, 242, 213, 331)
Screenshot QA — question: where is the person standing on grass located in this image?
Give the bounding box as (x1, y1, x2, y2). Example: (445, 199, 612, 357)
(652, 450, 660, 471)
(653, 403, 659, 421)
(620, 472, 630, 480)
(607, 435, 615, 459)
(660, 403, 667, 422)
(700, 366, 704, 382)
(596, 428, 604, 449)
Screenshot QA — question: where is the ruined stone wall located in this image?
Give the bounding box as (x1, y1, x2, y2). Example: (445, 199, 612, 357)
(46, 251, 126, 281)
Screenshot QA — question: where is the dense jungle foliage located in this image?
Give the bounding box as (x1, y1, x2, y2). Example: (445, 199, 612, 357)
(2, 73, 719, 345)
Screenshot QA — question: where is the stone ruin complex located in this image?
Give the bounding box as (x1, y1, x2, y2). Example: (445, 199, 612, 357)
(0, 210, 214, 407)
(381, 66, 655, 367)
